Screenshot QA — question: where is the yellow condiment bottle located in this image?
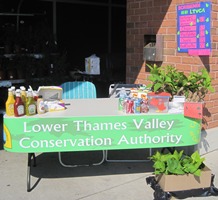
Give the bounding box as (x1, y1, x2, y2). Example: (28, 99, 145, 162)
(5, 88, 15, 116)
(25, 89, 36, 116)
(10, 86, 16, 99)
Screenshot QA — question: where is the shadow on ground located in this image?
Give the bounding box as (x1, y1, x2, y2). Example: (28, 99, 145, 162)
(30, 150, 153, 179)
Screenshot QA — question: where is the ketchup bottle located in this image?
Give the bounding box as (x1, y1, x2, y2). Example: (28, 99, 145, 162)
(14, 89, 25, 117)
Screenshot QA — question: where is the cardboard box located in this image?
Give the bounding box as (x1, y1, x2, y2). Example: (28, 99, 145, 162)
(155, 166, 211, 192)
(37, 86, 62, 100)
(85, 54, 100, 75)
(184, 102, 203, 119)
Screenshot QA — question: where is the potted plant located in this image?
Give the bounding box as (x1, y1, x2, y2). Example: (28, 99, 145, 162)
(149, 150, 211, 192)
(147, 64, 214, 118)
(147, 64, 187, 98)
(147, 64, 214, 100)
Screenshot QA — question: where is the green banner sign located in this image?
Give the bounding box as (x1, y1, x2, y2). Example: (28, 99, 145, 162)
(3, 114, 201, 153)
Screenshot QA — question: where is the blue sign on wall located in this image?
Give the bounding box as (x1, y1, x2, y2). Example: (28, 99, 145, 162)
(177, 2, 211, 56)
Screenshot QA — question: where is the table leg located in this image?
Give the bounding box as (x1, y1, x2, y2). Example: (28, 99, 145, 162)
(27, 153, 36, 192)
(58, 150, 105, 168)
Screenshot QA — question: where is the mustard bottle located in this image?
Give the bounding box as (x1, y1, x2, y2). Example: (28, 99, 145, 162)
(11, 86, 15, 99)
(5, 88, 15, 116)
(25, 89, 36, 116)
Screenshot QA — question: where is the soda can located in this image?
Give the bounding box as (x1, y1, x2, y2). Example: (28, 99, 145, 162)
(141, 99, 149, 113)
(134, 98, 141, 114)
(122, 98, 127, 112)
(118, 97, 124, 111)
(126, 98, 134, 114)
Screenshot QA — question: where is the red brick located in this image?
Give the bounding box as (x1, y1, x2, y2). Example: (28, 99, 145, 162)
(167, 27, 177, 34)
(164, 35, 176, 41)
(204, 101, 214, 108)
(166, 55, 182, 63)
(148, 20, 163, 28)
(207, 121, 218, 129)
(135, 8, 148, 15)
(153, 13, 166, 20)
(166, 41, 177, 48)
(157, 28, 167, 34)
(167, 12, 177, 19)
(130, 2, 140, 9)
(182, 57, 197, 65)
(154, 0, 168, 7)
(209, 106, 218, 115)
(210, 93, 218, 101)
(213, 35, 218, 42)
(162, 20, 176, 27)
(164, 48, 176, 55)
(175, 64, 191, 72)
(212, 4, 218, 12)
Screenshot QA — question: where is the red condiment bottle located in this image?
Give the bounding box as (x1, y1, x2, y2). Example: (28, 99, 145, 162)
(14, 89, 25, 117)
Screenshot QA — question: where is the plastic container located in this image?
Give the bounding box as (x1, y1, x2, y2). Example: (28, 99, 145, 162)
(37, 95, 45, 114)
(147, 92, 171, 113)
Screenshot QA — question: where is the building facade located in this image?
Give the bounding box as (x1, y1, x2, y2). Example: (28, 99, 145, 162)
(126, 0, 218, 129)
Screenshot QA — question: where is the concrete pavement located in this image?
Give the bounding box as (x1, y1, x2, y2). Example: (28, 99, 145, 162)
(1, 120, 218, 199)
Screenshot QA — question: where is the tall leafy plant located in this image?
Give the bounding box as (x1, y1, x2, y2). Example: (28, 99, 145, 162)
(147, 64, 214, 102)
(147, 64, 187, 97)
(184, 69, 215, 101)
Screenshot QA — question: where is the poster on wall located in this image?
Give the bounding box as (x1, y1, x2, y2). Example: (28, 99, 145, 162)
(177, 2, 211, 56)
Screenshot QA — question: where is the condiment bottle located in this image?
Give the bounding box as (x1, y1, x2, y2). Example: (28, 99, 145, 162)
(11, 86, 16, 99)
(14, 89, 25, 117)
(5, 88, 15, 116)
(37, 95, 45, 114)
(20, 86, 26, 106)
(25, 89, 36, 116)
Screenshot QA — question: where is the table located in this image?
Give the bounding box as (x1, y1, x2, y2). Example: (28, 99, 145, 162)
(3, 98, 201, 152)
(3, 98, 202, 191)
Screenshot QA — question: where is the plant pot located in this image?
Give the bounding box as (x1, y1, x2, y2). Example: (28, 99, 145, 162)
(155, 166, 211, 192)
(184, 102, 204, 119)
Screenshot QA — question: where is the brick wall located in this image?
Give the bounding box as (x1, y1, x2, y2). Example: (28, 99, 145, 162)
(126, 0, 218, 129)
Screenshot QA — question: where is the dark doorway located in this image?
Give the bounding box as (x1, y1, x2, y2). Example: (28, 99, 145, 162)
(56, 1, 126, 83)
(0, 0, 126, 101)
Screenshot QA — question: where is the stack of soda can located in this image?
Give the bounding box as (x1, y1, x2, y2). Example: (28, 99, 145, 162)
(119, 87, 150, 114)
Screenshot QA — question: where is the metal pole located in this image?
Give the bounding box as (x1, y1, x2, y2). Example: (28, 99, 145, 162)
(17, 0, 25, 32)
(107, 0, 112, 79)
(53, 0, 57, 42)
